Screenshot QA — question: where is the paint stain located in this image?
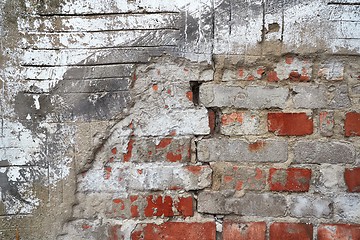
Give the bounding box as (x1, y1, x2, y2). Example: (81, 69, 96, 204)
(249, 141, 266, 151)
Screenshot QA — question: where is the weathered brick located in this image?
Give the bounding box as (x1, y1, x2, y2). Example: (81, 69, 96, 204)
(316, 165, 346, 193)
(197, 138, 288, 163)
(345, 112, 360, 137)
(319, 111, 334, 137)
(318, 224, 360, 240)
(268, 112, 313, 136)
(269, 223, 313, 240)
(199, 84, 288, 109)
(212, 163, 266, 191)
(133, 108, 210, 137)
(292, 85, 327, 109)
(127, 165, 212, 191)
(220, 111, 266, 135)
(223, 221, 266, 240)
(79, 164, 212, 192)
(197, 190, 233, 214)
(107, 194, 193, 219)
(222, 67, 265, 81)
(328, 84, 351, 109)
(269, 168, 311, 192)
(273, 56, 312, 81)
(109, 137, 191, 163)
(289, 195, 332, 218)
(344, 168, 360, 192)
(225, 193, 287, 217)
(334, 195, 360, 222)
(131, 222, 216, 240)
(318, 60, 345, 81)
(293, 141, 355, 164)
(108, 225, 125, 240)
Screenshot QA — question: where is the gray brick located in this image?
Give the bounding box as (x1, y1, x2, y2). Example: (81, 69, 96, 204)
(334, 194, 360, 222)
(197, 138, 288, 163)
(199, 84, 288, 109)
(293, 141, 355, 164)
(293, 85, 327, 109)
(289, 195, 332, 218)
(197, 190, 233, 214)
(226, 193, 287, 217)
(328, 84, 351, 109)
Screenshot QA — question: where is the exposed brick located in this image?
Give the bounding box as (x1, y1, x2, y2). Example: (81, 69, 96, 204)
(319, 111, 334, 137)
(208, 109, 216, 134)
(108, 194, 193, 219)
(293, 141, 355, 164)
(268, 112, 313, 136)
(212, 163, 266, 191)
(269, 168, 312, 192)
(345, 112, 360, 136)
(269, 223, 313, 240)
(344, 168, 360, 192)
(318, 224, 360, 240)
(220, 111, 266, 135)
(199, 84, 288, 109)
(293, 85, 327, 109)
(225, 193, 287, 217)
(131, 222, 216, 240)
(223, 221, 266, 240)
(197, 138, 288, 163)
(289, 195, 332, 218)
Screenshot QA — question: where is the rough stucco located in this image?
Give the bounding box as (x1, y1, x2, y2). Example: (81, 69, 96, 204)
(0, 0, 359, 239)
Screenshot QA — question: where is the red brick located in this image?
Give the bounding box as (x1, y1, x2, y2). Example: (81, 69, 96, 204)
(268, 112, 313, 136)
(269, 168, 312, 192)
(131, 222, 216, 240)
(223, 221, 266, 240)
(318, 224, 360, 240)
(270, 223, 313, 240)
(345, 112, 360, 136)
(344, 168, 360, 192)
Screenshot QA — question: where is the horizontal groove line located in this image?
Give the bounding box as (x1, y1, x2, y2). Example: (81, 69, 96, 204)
(22, 62, 144, 67)
(22, 28, 180, 34)
(22, 90, 130, 94)
(35, 11, 180, 17)
(20, 45, 178, 50)
(26, 78, 130, 81)
(25, 77, 132, 81)
(23, 46, 176, 52)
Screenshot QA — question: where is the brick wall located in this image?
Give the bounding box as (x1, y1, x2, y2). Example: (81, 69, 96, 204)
(0, 0, 360, 239)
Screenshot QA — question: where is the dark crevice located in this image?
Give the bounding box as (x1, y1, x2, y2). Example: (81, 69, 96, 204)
(190, 81, 202, 106)
(328, 2, 360, 5)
